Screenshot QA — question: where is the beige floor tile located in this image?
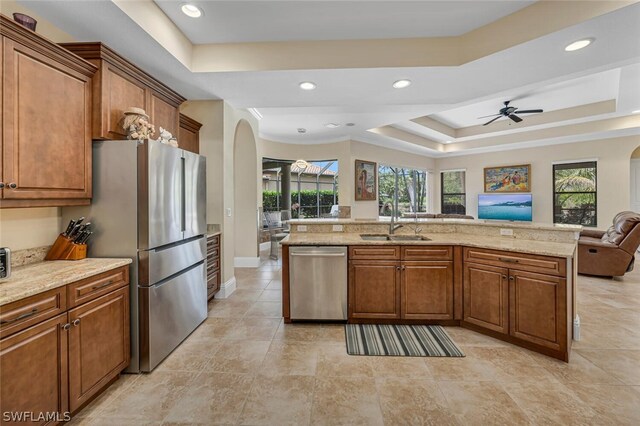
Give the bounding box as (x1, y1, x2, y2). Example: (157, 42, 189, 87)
(316, 345, 374, 377)
(576, 349, 640, 385)
(314, 325, 346, 344)
(261, 342, 319, 376)
(244, 301, 283, 318)
(441, 326, 508, 347)
(465, 346, 559, 383)
(191, 317, 238, 339)
(208, 300, 254, 318)
(502, 381, 598, 425)
(273, 323, 321, 342)
(376, 377, 458, 426)
(207, 340, 271, 374)
(265, 279, 283, 290)
(228, 289, 264, 302)
(311, 377, 383, 426)
(99, 370, 197, 421)
(72, 374, 140, 418)
(163, 372, 254, 425)
(222, 317, 281, 341)
(368, 355, 433, 378)
(155, 342, 220, 372)
(530, 351, 623, 385)
(424, 349, 495, 382)
(438, 381, 530, 425)
(239, 375, 315, 425)
(565, 383, 640, 424)
(235, 278, 272, 291)
(257, 289, 282, 302)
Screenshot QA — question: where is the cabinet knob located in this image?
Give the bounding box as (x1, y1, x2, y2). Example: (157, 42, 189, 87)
(502, 275, 507, 280)
(72, 319, 81, 326)
(62, 323, 71, 331)
(509, 276, 515, 281)
(396, 266, 401, 271)
(0, 182, 4, 189)
(8, 183, 17, 189)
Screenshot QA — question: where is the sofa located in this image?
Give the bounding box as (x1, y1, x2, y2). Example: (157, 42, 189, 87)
(401, 213, 474, 219)
(578, 211, 640, 277)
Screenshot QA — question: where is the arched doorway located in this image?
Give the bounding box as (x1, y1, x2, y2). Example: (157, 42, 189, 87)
(630, 146, 640, 212)
(233, 119, 259, 264)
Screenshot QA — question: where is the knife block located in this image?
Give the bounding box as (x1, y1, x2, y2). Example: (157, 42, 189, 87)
(45, 234, 87, 261)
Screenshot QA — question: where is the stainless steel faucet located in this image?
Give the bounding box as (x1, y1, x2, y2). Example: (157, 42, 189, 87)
(389, 205, 403, 235)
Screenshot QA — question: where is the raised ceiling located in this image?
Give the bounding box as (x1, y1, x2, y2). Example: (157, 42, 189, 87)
(153, 0, 535, 43)
(20, 0, 640, 157)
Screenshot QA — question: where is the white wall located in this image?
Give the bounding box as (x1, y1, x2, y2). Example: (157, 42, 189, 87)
(435, 136, 640, 228)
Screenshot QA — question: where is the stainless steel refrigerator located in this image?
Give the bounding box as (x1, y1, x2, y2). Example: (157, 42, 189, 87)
(63, 139, 207, 372)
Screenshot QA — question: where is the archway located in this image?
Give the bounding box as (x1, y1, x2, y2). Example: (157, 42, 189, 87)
(630, 146, 640, 212)
(233, 119, 259, 265)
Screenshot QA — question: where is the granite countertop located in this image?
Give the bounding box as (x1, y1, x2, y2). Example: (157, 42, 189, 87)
(281, 232, 577, 258)
(0, 258, 132, 306)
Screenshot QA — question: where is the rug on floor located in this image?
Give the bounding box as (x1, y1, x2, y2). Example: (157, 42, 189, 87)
(345, 324, 465, 357)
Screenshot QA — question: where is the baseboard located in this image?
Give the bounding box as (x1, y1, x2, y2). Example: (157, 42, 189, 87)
(234, 256, 261, 268)
(215, 276, 236, 299)
(259, 242, 271, 251)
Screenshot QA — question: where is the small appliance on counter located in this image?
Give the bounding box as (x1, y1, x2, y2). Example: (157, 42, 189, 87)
(44, 217, 93, 260)
(0, 247, 10, 279)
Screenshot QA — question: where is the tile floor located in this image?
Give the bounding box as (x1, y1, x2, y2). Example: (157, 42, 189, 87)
(72, 249, 640, 425)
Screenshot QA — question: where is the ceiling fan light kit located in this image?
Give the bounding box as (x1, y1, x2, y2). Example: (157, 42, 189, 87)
(479, 100, 544, 126)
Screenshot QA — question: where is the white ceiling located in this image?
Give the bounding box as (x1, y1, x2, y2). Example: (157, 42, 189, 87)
(19, 0, 640, 156)
(153, 0, 534, 43)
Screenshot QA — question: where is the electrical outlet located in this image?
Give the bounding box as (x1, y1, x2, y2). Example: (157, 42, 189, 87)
(297, 225, 308, 232)
(500, 228, 514, 236)
(332, 224, 343, 232)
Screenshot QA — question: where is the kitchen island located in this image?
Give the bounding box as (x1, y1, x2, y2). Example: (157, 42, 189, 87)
(281, 218, 580, 361)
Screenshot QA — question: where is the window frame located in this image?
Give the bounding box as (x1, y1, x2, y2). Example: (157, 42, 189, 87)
(552, 160, 597, 227)
(440, 170, 466, 215)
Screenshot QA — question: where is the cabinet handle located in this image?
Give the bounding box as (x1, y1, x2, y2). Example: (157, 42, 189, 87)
(8, 183, 17, 189)
(72, 319, 81, 326)
(0, 308, 38, 325)
(92, 280, 113, 290)
(509, 276, 515, 281)
(62, 323, 71, 331)
(499, 257, 518, 263)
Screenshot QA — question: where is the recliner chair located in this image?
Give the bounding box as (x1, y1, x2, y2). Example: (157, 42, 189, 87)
(578, 211, 640, 277)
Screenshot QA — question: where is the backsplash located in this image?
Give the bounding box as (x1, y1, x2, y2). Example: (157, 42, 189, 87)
(11, 246, 50, 267)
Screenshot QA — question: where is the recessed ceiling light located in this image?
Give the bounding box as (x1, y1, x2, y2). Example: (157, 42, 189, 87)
(297, 128, 307, 134)
(564, 38, 594, 52)
(445, 140, 452, 144)
(325, 123, 340, 128)
(392, 79, 412, 89)
(181, 3, 203, 18)
(633, 110, 640, 114)
(345, 122, 355, 127)
(299, 81, 316, 90)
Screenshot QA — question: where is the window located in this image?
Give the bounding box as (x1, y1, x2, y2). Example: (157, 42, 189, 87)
(441, 170, 466, 214)
(553, 161, 597, 226)
(378, 165, 428, 218)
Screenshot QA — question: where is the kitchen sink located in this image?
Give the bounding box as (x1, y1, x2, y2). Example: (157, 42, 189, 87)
(360, 234, 391, 241)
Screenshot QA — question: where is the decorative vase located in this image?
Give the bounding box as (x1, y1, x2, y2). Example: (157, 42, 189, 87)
(13, 13, 37, 31)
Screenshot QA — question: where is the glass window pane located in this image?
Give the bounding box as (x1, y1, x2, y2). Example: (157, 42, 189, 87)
(379, 165, 428, 217)
(443, 171, 465, 194)
(553, 162, 597, 226)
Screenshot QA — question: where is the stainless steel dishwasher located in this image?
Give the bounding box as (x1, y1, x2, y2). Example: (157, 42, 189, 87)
(289, 246, 348, 320)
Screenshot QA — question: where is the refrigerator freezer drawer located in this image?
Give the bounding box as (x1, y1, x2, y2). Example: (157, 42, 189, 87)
(138, 237, 206, 286)
(139, 262, 207, 372)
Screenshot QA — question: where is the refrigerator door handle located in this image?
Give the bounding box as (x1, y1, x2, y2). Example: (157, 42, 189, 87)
(181, 156, 186, 233)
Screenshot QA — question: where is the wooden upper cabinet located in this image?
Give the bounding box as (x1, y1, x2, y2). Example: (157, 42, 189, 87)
(179, 113, 203, 154)
(1, 15, 97, 208)
(59, 42, 186, 141)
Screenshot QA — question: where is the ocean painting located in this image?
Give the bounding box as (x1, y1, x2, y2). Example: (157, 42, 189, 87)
(484, 164, 531, 192)
(478, 194, 533, 221)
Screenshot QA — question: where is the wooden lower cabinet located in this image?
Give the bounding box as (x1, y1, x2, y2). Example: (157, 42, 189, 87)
(509, 270, 566, 351)
(349, 260, 401, 319)
(402, 261, 454, 320)
(0, 314, 69, 424)
(68, 286, 130, 412)
(463, 262, 509, 334)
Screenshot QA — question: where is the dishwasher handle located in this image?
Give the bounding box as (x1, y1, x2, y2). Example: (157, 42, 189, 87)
(290, 252, 346, 257)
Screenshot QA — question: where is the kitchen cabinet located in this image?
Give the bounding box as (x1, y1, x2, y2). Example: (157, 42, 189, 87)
(0, 15, 97, 208)
(179, 113, 203, 154)
(206, 233, 221, 299)
(59, 42, 185, 141)
(402, 261, 454, 320)
(0, 265, 130, 420)
(463, 262, 509, 333)
(349, 260, 401, 319)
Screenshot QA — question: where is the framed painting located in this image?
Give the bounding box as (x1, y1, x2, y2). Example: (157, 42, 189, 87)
(355, 160, 377, 201)
(484, 164, 531, 192)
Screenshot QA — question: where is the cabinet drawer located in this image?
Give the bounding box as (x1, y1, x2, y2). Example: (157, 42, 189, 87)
(207, 235, 220, 247)
(0, 287, 67, 339)
(67, 266, 129, 308)
(401, 246, 453, 260)
(207, 246, 220, 258)
(463, 247, 566, 277)
(349, 246, 400, 260)
(207, 257, 220, 271)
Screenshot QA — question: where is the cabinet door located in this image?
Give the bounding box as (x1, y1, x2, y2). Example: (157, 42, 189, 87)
(179, 123, 199, 154)
(2, 38, 91, 201)
(509, 270, 566, 351)
(0, 314, 69, 424)
(99, 62, 147, 140)
(68, 287, 130, 412)
(149, 92, 179, 137)
(402, 261, 453, 320)
(348, 260, 400, 319)
(463, 262, 509, 334)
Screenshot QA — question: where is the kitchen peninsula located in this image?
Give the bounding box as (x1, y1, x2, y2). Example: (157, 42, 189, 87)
(281, 218, 580, 361)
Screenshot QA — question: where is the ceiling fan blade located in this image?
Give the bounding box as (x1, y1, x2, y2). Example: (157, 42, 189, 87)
(483, 116, 502, 126)
(509, 114, 523, 123)
(477, 113, 502, 119)
(515, 109, 543, 114)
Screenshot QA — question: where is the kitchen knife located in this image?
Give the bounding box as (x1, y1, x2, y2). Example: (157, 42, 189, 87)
(63, 219, 77, 236)
(77, 231, 92, 244)
(68, 224, 83, 238)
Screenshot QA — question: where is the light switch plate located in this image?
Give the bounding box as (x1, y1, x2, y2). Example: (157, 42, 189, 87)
(500, 228, 514, 236)
(332, 225, 343, 232)
(226, 208, 232, 217)
(297, 225, 308, 232)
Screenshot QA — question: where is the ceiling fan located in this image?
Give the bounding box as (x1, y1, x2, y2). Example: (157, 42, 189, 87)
(478, 100, 543, 126)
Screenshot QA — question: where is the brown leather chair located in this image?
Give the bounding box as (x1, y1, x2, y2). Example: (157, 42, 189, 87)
(578, 211, 640, 277)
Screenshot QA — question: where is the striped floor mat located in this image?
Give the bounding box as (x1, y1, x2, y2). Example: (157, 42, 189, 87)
(345, 324, 465, 357)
